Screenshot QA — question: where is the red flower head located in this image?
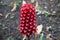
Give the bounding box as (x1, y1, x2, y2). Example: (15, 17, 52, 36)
(19, 4, 37, 36)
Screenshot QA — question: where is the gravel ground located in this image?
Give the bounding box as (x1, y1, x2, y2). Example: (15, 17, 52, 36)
(0, 0, 60, 40)
(0, 5, 60, 40)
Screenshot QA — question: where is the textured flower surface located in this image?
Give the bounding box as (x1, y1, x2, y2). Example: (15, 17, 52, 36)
(19, 4, 37, 36)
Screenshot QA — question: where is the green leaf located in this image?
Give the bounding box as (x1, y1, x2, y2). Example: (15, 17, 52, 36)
(0, 22, 3, 28)
(7, 36, 14, 40)
(40, 33, 44, 40)
(2, 27, 8, 29)
(0, 1, 6, 6)
(36, 6, 41, 10)
(10, 14, 15, 19)
(43, 11, 48, 16)
(57, 3, 60, 7)
(15, 0, 19, 6)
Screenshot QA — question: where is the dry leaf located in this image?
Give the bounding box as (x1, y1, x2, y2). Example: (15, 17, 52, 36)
(5, 13, 10, 18)
(23, 35, 26, 40)
(46, 34, 52, 40)
(0, 13, 2, 16)
(46, 27, 49, 31)
(50, 0, 53, 1)
(46, 34, 51, 38)
(31, 0, 35, 3)
(11, 2, 17, 12)
(35, 1, 39, 7)
(22, 0, 26, 5)
(37, 24, 43, 34)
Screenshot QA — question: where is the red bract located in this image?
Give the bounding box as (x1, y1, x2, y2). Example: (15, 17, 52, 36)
(19, 4, 37, 36)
